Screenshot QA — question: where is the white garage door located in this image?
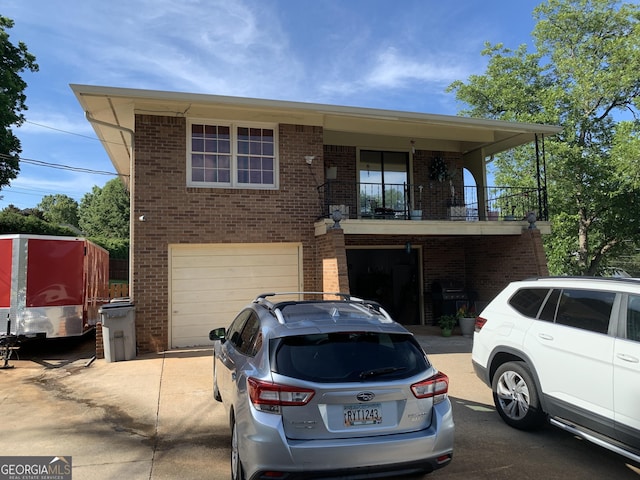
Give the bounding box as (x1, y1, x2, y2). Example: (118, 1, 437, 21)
(169, 243, 303, 348)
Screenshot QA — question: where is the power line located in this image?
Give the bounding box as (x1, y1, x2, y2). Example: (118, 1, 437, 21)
(20, 157, 118, 176)
(0, 153, 124, 177)
(24, 120, 102, 141)
(24, 120, 127, 148)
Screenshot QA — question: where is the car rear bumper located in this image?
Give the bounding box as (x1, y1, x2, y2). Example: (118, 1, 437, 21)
(243, 400, 455, 479)
(249, 457, 449, 479)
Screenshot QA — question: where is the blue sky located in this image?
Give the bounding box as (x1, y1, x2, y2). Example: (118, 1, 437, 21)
(2, 0, 541, 209)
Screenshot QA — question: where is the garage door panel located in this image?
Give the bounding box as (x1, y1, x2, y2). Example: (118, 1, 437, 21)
(173, 283, 301, 307)
(172, 272, 299, 294)
(174, 286, 301, 316)
(171, 244, 297, 260)
(171, 263, 300, 281)
(170, 243, 302, 348)
(173, 252, 299, 269)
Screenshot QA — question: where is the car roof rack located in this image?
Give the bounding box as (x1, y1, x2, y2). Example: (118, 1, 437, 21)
(253, 292, 393, 324)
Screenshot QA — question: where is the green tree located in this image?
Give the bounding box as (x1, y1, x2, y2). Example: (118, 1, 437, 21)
(0, 16, 38, 190)
(78, 178, 129, 238)
(37, 194, 79, 229)
(0, 209, 76, 236)
(448, 0, 640, 275)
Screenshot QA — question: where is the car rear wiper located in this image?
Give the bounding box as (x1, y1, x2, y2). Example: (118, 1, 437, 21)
(359, 366, 406, 379)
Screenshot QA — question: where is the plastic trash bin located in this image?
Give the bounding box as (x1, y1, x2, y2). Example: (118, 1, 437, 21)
(99, 301, 136, 362)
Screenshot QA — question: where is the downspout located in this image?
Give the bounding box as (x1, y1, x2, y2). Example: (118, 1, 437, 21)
(84, 112, 135, 298)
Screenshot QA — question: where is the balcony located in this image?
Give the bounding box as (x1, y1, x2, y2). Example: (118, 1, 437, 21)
(317, 180, 548, 225)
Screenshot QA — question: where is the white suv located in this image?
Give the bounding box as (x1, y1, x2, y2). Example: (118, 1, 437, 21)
(472, 277, 640, 464)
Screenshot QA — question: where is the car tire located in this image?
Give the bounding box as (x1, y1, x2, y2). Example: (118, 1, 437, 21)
(231, 414, 245, 480)
(213, 359, 222, 402)
(492, 361, 546, 430)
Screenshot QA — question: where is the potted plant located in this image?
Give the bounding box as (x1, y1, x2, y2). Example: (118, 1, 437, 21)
(438, 314, 457, 337)
(457, 304, 476, 337)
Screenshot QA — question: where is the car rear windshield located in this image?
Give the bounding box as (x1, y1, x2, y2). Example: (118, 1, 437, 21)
(271, 332, 430, 383)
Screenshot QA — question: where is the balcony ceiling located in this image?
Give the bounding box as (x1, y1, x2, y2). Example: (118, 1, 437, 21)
(71, 84, 562, 178)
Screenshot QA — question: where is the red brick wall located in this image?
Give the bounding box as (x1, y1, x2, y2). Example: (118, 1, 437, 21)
(317, 228, 350, 293)
(465, 229, 549, 304)
(132, 115, 325, 352)
(95, 323, 104, 359)
(412, 150, 464, 219)
(323, 145, 357, 216)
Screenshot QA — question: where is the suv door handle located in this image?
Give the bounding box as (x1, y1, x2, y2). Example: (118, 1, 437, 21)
(538, 333, 553, 341)
(616, 353, 639, 363)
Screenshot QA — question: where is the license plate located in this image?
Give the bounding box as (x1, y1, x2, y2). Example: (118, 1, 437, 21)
(343, 403, 382, 426)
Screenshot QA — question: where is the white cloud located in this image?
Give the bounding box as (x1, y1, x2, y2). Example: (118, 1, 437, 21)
(365, 47, 469, 89)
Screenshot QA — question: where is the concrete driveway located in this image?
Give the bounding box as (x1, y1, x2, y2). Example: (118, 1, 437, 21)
(0, 330, 638, 480)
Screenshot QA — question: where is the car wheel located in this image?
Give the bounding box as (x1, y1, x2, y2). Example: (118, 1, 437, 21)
(492, 361, 545, 430)
(231, 415, 245, 480)
(213, 359, 222, 402)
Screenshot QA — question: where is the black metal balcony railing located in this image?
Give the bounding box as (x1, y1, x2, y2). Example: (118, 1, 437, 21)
(318, 181, 548, 222)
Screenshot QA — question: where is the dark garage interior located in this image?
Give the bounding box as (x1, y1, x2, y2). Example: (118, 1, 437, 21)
(346, 248, 421, 325)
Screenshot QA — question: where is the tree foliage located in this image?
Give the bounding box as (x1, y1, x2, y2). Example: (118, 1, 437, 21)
(0, 16, 38, 190)
(37, 194, 79, 229)
(78, 178, 130, 239)
(448, 0, 640, 275)
(0, 209, 77, 236)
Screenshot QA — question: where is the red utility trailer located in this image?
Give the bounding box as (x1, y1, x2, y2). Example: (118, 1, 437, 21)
(0, 234, 109, 339)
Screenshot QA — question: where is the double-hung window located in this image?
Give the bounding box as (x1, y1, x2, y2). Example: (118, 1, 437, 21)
(188, 121, 277, 188)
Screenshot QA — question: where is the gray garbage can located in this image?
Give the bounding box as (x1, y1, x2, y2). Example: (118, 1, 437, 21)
(99, 301, 136, 362)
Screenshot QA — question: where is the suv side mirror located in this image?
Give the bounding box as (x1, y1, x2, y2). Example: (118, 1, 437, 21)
(209, 327, 227, 342)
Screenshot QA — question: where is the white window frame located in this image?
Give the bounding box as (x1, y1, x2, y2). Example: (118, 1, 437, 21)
(187, 119, 279, 189)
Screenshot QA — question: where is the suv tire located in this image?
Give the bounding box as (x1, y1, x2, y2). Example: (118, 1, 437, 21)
(492, 361, 546, 430)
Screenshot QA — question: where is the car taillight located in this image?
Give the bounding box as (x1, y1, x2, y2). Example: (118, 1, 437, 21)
(475, 316, 487, 331)
(411, 372, 449, 404)
(247, 377, 315, 413)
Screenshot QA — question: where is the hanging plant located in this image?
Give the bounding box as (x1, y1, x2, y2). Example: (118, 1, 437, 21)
(430, 156, 449, 182)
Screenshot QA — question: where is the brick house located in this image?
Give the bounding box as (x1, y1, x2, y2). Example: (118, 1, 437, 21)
(72, 85, 561, 353)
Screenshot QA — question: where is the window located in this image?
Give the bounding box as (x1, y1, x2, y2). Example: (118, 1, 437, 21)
(188, 121, 277, 188)
(554, 289, 614, 334)
(228, 309, 251, 348)
(227, 310, 263, 356)
(539, 289, 560, 322)
(359, 150, 409, 217)
(272, 332, 429, 383)
(237, 313, 262, 356)
(509, 288, 550, 319)
(626, 295, 640, 342)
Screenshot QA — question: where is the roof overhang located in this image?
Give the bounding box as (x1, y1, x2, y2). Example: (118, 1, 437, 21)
(71, 84, 562, 178)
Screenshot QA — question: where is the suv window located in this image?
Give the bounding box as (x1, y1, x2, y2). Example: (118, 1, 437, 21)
(554, 289, 615, 334)
(509, 288, 550, 318)
(272, 332, 429, 383)
(237, 313, 262, 356)
(228, 309, 262, 355)
(539, 288, 561, 321)
(626, 294, 640, 342)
